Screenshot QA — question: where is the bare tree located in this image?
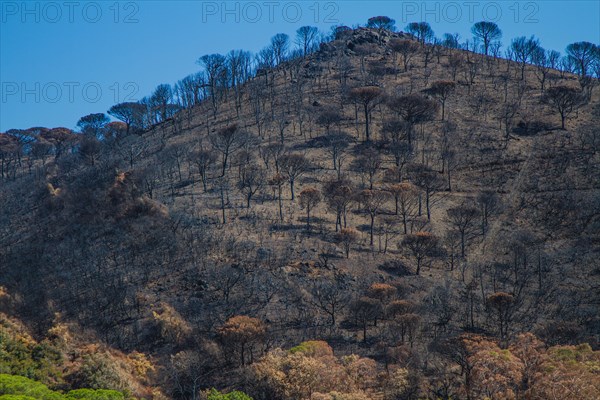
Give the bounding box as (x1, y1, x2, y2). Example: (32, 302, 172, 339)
(497, 102, 520, 144)
(108, 102, 146, 135)
(352, 296, 382, 342)
(309, 272, 351, 329)
(260, 142, 285, 172)
(165, 142, 189, 182)
(296, 26, 319, 56)
(228, 50, 253, 115)
(216, 176, 230, 224)
(352, 148, 382, 190)
(210, 124, 249, 176)
(39, 127, 77, 160)
(149, 84, 177, 123)
(425, 81, 456, 121)
(401, 231, 439, 275)
(0, 133, 23, 179)
(439, 34, 458, 51)
(348, 86, 383, 142)
(542, 86, 585, 129)
(447, 53, 464, 81)
(487, 292, 515, 343)
(447, 202, 480, 257)
(268, 173, 286, 222)
(270, 33, 290, 65)
(357, 189, 390, 246)
(477, 190, 500, 237)
(317, 108, 343, 135)
(381, 120, 413, 181)
(175, 73, 204, 114)
(405, 22, 434, 45)
(299, 187, 322, 231)
(386, 182, 418, 234)
(367, 15, 396, 32)
(566, 41, 598, 77)
(324, 131, 352, 175)
(76, 113, 109, 139)
(191, 147, 216, 192)
(471, 21, 502, 56)
(389, 39, 419, 73)
(197, 53, 227, 117)
(117, 133, 148, 168)
(323, 178, 354, 231)
(238, 163, 265, 208)
(336, 227, 360, 258)
(280, 153, 310, 200)
(409, 164, 445, 220)
(511, 36, 541, 80)
(532, 47, 551, 92)
(387, 94, 437, 145)
(439, 121, 459, 191)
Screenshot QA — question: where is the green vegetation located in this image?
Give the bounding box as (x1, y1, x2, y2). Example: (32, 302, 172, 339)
(0, 374, 63, 400)
(0, 322, 63, 386)
(0, 375, 125, 400)
(0, 315, 144, 398)
(206, 388, 252, 400)
(67, 354, 124, 392)
(65, 389, 125, 400)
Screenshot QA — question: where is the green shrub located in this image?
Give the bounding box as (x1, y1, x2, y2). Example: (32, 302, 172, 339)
(206, 388, 252, 400)
(66, 388, 125, 400)
(0, 375, 126, 400)
(67, 354, 123, 391)
(0, 374, 64, 400)
(0, 329, 63, 385)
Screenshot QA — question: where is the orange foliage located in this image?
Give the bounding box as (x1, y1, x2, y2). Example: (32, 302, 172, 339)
(219, 315, 266, 366)
(366, 283, 396, 303)
(253, 341, 382, 400)
(455, 334, 600, 400)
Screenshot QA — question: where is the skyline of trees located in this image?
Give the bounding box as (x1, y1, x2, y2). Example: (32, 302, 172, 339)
(7, 19, 596, 135)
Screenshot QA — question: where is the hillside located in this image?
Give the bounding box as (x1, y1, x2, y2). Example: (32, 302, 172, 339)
(1, 27, 599, 399)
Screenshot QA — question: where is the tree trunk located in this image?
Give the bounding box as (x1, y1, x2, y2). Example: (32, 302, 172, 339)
(290, 179, 295, 200)
(441, 101, 446, 121)
(364, 104, 370, 142)
(221, 153, 229, 176)
(201, 171, 207, 192)
(370, 214, 375, 245)
(278, 188, 283, 222)
(363, 321, 367, 342)
(240, 343, 245, 366)
(426, 190, 431, 220)
(220, 187, 227, 224)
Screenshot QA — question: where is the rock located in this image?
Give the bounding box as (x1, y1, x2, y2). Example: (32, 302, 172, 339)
(344, 27, 412, 51)
(319, 42, 337, 53)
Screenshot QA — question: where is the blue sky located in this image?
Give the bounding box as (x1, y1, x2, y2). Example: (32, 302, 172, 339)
(1, 0, 599, 132)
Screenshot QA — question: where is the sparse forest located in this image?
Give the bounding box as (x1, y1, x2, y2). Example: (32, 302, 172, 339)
(1, 17, 600, 400)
